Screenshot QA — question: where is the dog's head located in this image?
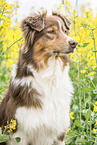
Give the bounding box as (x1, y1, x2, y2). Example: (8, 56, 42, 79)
(21, 12, 78, 70)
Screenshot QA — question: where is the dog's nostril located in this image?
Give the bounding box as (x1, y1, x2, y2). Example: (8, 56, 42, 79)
(69, 40, 78, 48)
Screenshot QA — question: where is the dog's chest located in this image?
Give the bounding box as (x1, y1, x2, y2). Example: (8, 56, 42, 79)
(13, 59, 73, 144)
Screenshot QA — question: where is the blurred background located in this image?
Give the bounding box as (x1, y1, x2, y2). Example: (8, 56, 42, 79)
(7, 0, 97, 21)
(0, 0, 97, 144)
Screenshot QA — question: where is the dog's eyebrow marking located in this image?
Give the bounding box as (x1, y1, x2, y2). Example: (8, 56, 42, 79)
(52, 12, 71, 30)
(56, 18, 70, 36)
(57, 19, 62, 30)
(57, 19, 65, 35)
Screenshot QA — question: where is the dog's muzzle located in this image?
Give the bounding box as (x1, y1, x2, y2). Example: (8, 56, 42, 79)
(52, 39, 78, 56)
(64, 39, 78, 54)
(69, 39, 78, 49)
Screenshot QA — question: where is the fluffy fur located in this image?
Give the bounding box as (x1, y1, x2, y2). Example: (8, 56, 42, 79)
(0, 12, 77, 145)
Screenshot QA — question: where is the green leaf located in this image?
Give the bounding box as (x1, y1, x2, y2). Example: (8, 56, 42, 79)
(78, 44, 81, 47)
(76, 138, 88, 143)
(0, 134, 10, 143)
(82, 43, 90, 47)
(86, 110, 92, 120)
(74, 120, 81, 127)
(65, 131, 78, 144)
(15, 137, 21, 143)
(80, 86, 93, 92)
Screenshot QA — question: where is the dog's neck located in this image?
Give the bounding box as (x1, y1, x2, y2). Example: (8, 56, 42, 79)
(27, 56, 69, 78)
(11, 56, 70, 88)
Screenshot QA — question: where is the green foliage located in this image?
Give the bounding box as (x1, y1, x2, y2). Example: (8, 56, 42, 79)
(58, 0, 97, 144)
(0, 0, 97, 144)
(15, 137, 21, 143)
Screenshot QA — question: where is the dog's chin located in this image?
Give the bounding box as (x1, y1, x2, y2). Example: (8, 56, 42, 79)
(51, 48, 76, 56)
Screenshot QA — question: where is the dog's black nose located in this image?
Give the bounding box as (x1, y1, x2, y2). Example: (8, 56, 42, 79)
(69, 39, 78, 48)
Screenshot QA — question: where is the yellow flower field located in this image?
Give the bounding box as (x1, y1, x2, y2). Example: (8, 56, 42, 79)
(0, 0, 97, 144)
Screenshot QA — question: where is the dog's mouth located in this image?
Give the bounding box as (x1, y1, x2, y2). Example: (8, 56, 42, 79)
(51, 48, 75, 56)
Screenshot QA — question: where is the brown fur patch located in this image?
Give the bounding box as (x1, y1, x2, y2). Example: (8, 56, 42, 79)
(9, 83, 43, 108)
(20, 12, 46, 51)
(57, 132, 67, 141)
(32, 32, 70, 71)
(57, 56, 70, 71)
(0, 81, 42, 130)
(16, 49, 34, 78)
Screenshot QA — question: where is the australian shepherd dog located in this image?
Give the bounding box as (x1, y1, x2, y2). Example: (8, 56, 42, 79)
(0, 12, 77, 145)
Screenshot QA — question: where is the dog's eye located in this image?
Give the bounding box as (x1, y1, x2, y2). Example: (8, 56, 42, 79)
(64, 30, 69, 35)
(64, 29, 68, 34)
(62, 26, 68, 34)
(47, 30, 55, 34)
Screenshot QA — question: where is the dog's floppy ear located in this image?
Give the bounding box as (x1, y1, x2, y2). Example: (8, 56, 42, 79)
(21, 12, 46, 50)
(24, 13, 45, 32)
(52, 12, 72, 30)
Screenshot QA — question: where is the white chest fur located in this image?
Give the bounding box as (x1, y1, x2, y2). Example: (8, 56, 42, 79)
(9, 57, 74, 145)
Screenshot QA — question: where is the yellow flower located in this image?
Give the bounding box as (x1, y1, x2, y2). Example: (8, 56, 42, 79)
(59, 5, 62, 9)
(7, 130, 10, 133)
(10, 119, 17, 127)
(9, 119, 17, 131)
(93, 128, 97, 133)
(88, 72, 96, 76)
(66, 0, 70, 5)
(95, 102, 97, 105)
(6, 59, 14, 70)
(80, 70, 86, 74)
(4, 126, 7, 129)
(70, 112, 74, 119)
(85, 66, 88, 70)
(4, 54, 7, 59)
(3, 119, 17, 133)
(68, 128, 71, 132)
(93, 105, 97, 112)
(92, 66, 96, 70)
(95, 120, 97, 126)
(12, 4, 16, 7)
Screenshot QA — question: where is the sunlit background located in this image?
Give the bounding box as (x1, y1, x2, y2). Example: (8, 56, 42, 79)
(7, 0, 97, 21)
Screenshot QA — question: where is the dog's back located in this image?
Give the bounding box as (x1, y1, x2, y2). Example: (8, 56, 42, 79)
(0, 12, 77, 145)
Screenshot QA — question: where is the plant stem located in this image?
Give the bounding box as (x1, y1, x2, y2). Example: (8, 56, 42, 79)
(91, 28, 97, 63)
(84, 92, 86, 108)
(63, 1, 71, 18)
(89, 82, 91, 138)
(79, 94, 81, 122)
(76, 0, 78, 16)
(82, 22, 97, 63)
(84, 92, 88, 135)
(87, 122, 88, 134)
(0, 37, 22, 57)
(86, 24, 96, 63)
(77, 61, 81, 122)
